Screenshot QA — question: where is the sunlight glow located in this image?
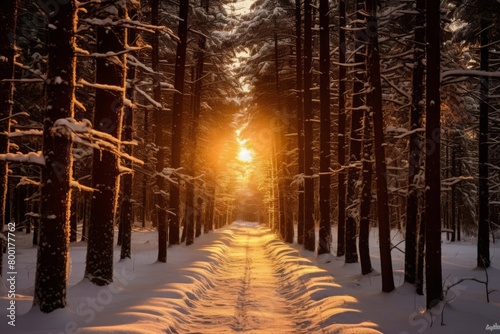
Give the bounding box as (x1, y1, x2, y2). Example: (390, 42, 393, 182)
(237, 147, 253, 163)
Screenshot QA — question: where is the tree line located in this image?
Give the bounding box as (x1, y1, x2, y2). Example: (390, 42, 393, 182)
(233, 0, 499, 310)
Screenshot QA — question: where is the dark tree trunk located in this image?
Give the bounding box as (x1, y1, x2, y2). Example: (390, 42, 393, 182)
(450, 146, 456, 242)
(404, 0, 425, 285)
(477, 18, 490, 268)
(366, 0, 394, 292)
(295, 0, 304, 245)
(151, 0, 168, 262)
(0, 0, 18, 276)
(336, 0, 347, 257)
(416, 211, 425, 295)
(424, 0, 443, 308)
(120, 9, 138, 260)
(70, 198, 77, 242)
(359, 113, 373, 275)
(345, 0, 365, 264)
(33, 0, 76, 312)
(303, 0, 315, 252)
(170, 0, 189, 246)
(195, 196, 203, 237)
(318, 0, 331, 255)
(85, 6, 126, 286)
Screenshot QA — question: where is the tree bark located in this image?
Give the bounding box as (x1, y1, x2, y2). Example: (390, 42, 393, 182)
(120, 7, 138, 259)
(0, 0, 18, 277)
(477, 18, 490, 268)
(318, 0, 331, 255)
(303, 0, 315, 252)
(404, 0, 425, 284)
(295, 0, 304, 245)
(345, 0, 365, 264)
(85, 3, 127, 285)
(151, 0, 168, 262)
(366, 0, 394, 292)
(336, 0, 347, 257)
(170, 0, 190, 245)
(33, 0, 76, 312)
(359, 112, 373, 275)
(424, 0, 443, 308)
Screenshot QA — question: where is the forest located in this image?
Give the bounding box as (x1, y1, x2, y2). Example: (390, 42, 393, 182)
(0, 0, 499, 332)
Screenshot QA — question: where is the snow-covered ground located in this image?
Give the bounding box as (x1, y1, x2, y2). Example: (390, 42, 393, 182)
(0, 221, 499, 333)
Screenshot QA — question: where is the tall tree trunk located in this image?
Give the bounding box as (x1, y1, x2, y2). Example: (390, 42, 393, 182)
(85, 3, 127, 286)
(33, 0, 76, 312)
(185, 0, 208, 245)
(366, 0, 394, 292)
(424, 0, 443, 308)
(120, 7, 138, 259)
(336, 0, 347, 257)
(404, 0, 425, 285)
(0, 0, 18, 277)
(295, 0, 304, 245)
(345, 0, 365, 264)
(477, 18, 490, 268)
(170, 0, 190, 245)
(303, 0, 315, 252)
(151, 0, 168, 262)
(318, 0, 331, 255)
(359, 112, 373, 275)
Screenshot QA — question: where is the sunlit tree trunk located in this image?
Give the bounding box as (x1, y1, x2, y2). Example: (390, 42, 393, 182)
(424, 0, 443, 308)
(318, 0, 331, 255)
(303, 0, 315, 252)
(120, 6, 138, 259)
(86, 3, 127, 286)
(336, 0, 347, 257)
(0, 0, 18, 276)
(33, 0, 76, 312)
(404, 0, 425, 285)
(170, 0, 190, 245)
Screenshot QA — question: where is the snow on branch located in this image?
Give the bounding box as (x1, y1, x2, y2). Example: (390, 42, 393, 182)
(53, 118, 144, 165)
(9, 129, 43, 138)
(134, 86, 162, 108)
(127, 55, 155, 73)
(81, 18, 177, 39)
(441, 176, 474, 187)
(441, 70, 500, 83)
(17, 177, 41, 187)
(70, 180, 95, 192)
(78, 78, 125, 92)
(0, 152, 45, 165)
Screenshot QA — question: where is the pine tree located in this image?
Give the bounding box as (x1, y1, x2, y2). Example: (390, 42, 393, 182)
(33, 0, 77, 312)
(0, 0, 19, 277)
(170, 0, 190, 246)
(318, 0, 331, 255)
(424, 0, 443, 308)
(85, 1, 127, 286)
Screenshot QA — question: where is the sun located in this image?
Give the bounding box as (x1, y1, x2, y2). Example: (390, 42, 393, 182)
(237, 147, 253, 163)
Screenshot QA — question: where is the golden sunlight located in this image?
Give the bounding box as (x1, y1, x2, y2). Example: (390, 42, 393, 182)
(237, 147, 253, 163)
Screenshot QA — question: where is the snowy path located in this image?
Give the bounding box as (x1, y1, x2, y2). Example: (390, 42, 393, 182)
(170, 222, 381, 334)
(183, 225, 300, 333)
